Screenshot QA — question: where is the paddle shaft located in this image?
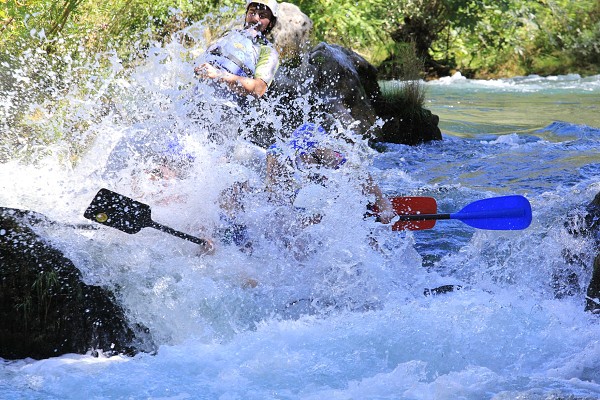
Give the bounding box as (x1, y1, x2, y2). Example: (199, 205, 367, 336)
(149, 221, 209, 246)
(397, 213, 450, 222)
(397, 208, 525, 222)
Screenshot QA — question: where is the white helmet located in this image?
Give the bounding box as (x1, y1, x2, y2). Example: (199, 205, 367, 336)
(246, 0, 279, 18)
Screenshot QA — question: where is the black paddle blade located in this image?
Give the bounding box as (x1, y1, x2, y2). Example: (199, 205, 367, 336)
(84, 188, 152, 234)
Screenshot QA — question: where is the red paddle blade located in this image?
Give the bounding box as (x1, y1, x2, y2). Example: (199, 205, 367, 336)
(390, 197, 437, 231)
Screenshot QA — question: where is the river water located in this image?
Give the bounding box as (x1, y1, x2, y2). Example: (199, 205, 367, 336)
(1, 34, 600, 399)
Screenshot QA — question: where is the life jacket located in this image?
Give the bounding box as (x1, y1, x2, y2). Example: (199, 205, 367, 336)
(204, 30, 267, 78)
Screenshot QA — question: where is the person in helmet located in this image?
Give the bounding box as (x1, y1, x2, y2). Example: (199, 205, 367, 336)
(195, 0, 280, 99)
(266, 123, 395, 225)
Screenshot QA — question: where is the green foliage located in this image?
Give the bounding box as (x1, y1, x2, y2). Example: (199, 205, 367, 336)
(525, 0, 600, 74)
(411, 0, 600, 76)
(1, 0, 39, 43)
(31, 270, 59, 324)
(287, 0, 599, 77)
(3, 0, 598, 79)
(1, 0, 241, 56)
(289, 0, 390, 60)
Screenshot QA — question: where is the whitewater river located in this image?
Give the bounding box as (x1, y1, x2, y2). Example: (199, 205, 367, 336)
(1, 35, 600, 399)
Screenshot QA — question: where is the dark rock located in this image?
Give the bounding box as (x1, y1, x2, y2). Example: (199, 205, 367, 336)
(585, 254, 600, 313)
(583, 193, 600, 312)
(269, 42, 442, 146)
(584, 191, 600, 237)
(308, 42, 380, 132)
(0, 207, 155, 360)
(262, 4, 443, 146)
(564, 192, 600, 313)
(423, 284, 462, 296)
(269, 42, 380, 140)
(374, 106, 442, 146)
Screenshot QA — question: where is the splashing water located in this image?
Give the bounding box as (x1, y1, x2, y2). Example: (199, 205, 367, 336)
(2, 19, 600, 399)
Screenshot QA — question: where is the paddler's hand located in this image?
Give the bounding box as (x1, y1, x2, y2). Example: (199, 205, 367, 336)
(197, 238, 216, 256)
(363, 175, 396, 225)
(376, 197, 396, 225)
(194, 63, 223, 80)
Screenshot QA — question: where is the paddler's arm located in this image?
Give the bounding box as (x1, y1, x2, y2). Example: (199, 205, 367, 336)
(195, 63, 268, 98)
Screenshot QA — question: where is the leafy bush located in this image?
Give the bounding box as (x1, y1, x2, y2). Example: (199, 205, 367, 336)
(4, 0, 598, 80)
(287, 0, 600, 77)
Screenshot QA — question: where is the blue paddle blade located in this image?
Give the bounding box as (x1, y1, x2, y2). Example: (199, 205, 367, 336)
(450, 195, 532, 230)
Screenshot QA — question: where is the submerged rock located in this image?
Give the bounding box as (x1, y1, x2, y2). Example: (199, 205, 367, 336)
(0, 207, 155, 360)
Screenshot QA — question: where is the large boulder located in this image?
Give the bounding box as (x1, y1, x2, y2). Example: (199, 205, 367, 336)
(269, 41, 442, 145)
(0, 208, 155, 360)
(373, 102, 442, 146)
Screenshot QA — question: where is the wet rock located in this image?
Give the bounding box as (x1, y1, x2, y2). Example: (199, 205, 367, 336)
(374, 106, 442, 146)
(423, 284, 462, 296)
(583, 193, 600, 312)
(270, 42, 442, 145)
(0, 207, 155, 360)
(565, 192, 600, 313)
(308, 42, 381, 136)
(586, 254, 600, 313)
(583, 191, 600, 236)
